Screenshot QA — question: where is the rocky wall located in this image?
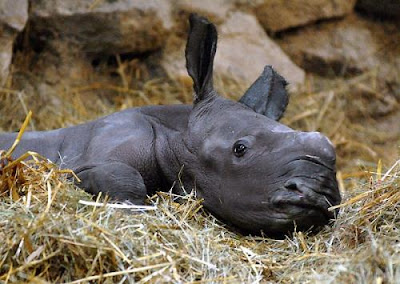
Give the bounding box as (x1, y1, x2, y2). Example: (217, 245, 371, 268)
(1, 0, 399, 106)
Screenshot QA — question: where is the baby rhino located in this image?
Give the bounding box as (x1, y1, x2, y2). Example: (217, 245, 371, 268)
(0, 14, 341, 237)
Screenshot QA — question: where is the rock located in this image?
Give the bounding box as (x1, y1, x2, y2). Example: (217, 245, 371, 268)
(277, 14, 400, 115)
(161, 12, 305, 91)
(0, 0, 28, 31)
(356, 0, 400, 18)
(0, 0, 29, 86)
(277, 14, 400, 82)
(175, 0, 234, 24)
(217, 12, 306, 89)
(30, 0, 173, 55)
(253, 0, 356, 32)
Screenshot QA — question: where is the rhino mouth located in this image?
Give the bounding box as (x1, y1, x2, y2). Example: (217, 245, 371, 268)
(263, 158, 340, 235)
(270, 194, 334, 228)
(272, 197, 335, 220)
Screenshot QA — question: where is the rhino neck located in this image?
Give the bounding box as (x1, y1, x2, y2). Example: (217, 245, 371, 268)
(153, 127, 198, 195)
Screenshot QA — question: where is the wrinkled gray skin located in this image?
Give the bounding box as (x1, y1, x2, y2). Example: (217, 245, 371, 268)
(0, 15, 341, 237)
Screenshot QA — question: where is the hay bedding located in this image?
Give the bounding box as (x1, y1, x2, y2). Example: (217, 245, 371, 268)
(1, 140, 399, 283)
(0, 72, 399, 282)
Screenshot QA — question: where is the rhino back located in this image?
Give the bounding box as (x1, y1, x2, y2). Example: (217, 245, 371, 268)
(138, 104, 192, 130)
(82, 104, 192, 168)
(0, 122, 96, 166)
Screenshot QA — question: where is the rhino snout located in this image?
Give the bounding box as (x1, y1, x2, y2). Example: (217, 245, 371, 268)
(283, 154, 341, 206)
(283, 176, 340, 214)
(260, 151, 341, 235)
(301, 132, 336, 167)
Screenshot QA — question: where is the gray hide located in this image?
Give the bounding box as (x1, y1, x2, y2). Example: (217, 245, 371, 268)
(0, 14, 341, 237)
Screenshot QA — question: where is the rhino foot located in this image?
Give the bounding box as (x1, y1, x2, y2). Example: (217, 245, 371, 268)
(74, 162, 147, 204)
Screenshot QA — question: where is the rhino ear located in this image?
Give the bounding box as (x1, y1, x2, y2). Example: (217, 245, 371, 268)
(185, 13, 218, 103)
(239, 66, 289, 121)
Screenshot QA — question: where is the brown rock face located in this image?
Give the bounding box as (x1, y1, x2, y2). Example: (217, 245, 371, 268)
(30, 0, 173, 55)
(175, 0, 234, 24)
(277, 14, 400, 82)
(161, 12, 305, 91)
(216, 12, 305, 89)
(277, 13, 400, 115)
(254, 0, 357, 32)
(0, 0, 28, 86)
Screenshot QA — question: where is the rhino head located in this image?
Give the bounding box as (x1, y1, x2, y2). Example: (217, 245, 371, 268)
(180, 14, 341, 237)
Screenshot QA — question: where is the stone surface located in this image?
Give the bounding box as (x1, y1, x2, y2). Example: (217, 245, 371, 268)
(277, 13, 400, 115)
(0, 0, 29, 86)
(253, 0, 356, 32)
(277, 14, 400, 81)
(30, 0, 173, 55)
(175, 0, 234, 24)
(161, 12, 305, 91)
(356, 0, 400, 18)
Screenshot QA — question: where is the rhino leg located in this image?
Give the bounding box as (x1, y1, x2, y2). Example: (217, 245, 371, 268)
(75, 162, 147, 204)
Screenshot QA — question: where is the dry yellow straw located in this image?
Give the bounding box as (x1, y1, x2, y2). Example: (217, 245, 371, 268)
(5, 110, 32, 157)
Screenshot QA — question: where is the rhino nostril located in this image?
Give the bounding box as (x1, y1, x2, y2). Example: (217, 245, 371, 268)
(284, 180, 304, 197)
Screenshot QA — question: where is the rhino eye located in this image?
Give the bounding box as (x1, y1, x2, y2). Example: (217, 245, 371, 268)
(233, 142, 247, 157)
